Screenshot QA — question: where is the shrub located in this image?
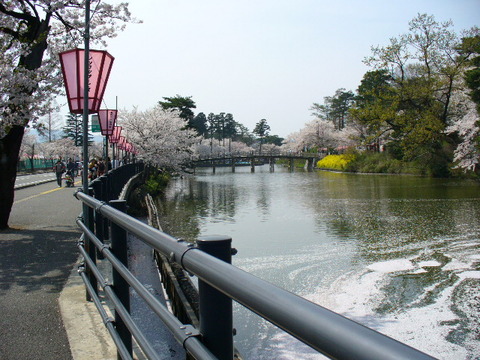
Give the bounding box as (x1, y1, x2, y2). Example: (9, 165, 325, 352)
(144, 172, 171, 196)
(317, 154, 355, 171)
(343, 152, 424, 175)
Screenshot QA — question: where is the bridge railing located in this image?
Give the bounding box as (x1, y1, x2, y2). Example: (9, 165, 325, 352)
(193, 150, 323, 162)
(75, 172, 435, 360)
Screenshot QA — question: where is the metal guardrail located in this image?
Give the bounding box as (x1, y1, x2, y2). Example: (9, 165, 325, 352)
(193, 151, 324, 162)
(192, 152, 324, 172)
(75, 165, 436, 360)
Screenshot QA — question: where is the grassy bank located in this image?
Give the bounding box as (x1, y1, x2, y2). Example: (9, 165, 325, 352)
(317, 153, 425, 176)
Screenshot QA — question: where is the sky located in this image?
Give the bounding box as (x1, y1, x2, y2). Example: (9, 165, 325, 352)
(92, 0, 480, 138)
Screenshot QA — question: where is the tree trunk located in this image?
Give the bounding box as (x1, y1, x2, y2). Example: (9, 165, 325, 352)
(0, 15, 49, 230)
(0, 126, 25, 229)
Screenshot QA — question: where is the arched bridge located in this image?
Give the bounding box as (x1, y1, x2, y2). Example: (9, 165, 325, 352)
(190, 152, 326, 172)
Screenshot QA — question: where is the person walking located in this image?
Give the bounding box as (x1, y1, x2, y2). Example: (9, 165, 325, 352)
(107, 157, 112, 171)
(88, 159, 97, 180)
(66, 158, 75, 183)
(53, 159, 65, 187)
(97, 158, 106, 177)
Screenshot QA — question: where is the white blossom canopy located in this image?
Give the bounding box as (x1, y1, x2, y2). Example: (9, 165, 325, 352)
(120, 106, 199, 172)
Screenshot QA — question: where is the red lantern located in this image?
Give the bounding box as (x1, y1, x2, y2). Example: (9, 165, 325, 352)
(98, 109, 117, 136)
(110, 126, 122, 143)
(118, 136, 126, 150)
(59, 48, 114, 114)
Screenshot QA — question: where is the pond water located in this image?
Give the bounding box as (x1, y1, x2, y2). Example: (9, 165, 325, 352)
(157, 165, 480, 359)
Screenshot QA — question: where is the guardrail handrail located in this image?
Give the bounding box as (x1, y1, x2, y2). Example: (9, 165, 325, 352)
(76, 214, 216, 360)
(193, 151, 323, 162)
(75, 189, 435, 360)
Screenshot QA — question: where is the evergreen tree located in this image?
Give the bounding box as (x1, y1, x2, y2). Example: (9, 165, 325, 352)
(311, 89, 355, 130)
(264, 134, 284, 146)
(158, 95, 197, 129)
(63, 113, 93, 146)
(254, 119, 271, 154)
(191, 112, 208, 136)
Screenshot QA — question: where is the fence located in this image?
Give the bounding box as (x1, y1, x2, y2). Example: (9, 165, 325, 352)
(17, 158, 55, 172)
(75, 164, 436, 360)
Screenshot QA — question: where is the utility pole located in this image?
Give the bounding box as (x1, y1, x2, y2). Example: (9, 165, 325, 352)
(82, 0, 90, 194)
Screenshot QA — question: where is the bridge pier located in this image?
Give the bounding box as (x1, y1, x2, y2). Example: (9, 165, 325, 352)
(231, 158, 235, 173)
(269, 158, 275, 172)
(289, 158, 294, 172)
(250, 158, 255, 173)
(306, 158, 314, 172)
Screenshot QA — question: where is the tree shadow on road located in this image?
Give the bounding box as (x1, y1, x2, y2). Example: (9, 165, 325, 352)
(0, 227, 80, 294)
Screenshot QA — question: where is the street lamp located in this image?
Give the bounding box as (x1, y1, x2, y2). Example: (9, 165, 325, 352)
(59, 47, 114, 190)
(59, 49, 115, 115)
(118, 136, 126, 163)
(110, 125, 122, 168)
(98, 109, 117, 163)
(57, 0, 115, 305)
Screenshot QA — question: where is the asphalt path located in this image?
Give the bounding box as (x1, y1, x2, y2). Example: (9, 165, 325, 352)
(0, 181, 83, 359)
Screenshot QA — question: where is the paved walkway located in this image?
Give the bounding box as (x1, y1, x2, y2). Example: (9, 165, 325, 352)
(1, 180, 115, 359)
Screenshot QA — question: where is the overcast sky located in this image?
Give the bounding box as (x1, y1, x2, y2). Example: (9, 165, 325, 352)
(95, 0, 479, 138)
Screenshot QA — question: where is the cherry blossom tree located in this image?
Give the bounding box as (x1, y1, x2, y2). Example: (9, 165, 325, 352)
(37, 137, 78, 161)
(301, 118, 338, 150)
(121, 106, 199, 172)
(282, 131, 304, 153)
(0, 1, 135, 229)
(284, 118, 339, 152)
(282, 118, 361, 155)
(193, 139, 255, 159)
(89, 141, 104, 159)
(230, 141, 254, 154)
(19, 131, 38, 171)
(446, 96, 480, 171)
(38, 141, 59, 161)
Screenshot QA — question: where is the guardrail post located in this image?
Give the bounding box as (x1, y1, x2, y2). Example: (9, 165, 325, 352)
(91, 180, 105, 260)
(197, 235, 233, 360)
(109, 199, 132, 359)
(85, 187, 97, 301)
(100, 175, 110, 240)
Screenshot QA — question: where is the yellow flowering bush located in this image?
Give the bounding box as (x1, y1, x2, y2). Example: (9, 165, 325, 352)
(317, 154, 355, 171)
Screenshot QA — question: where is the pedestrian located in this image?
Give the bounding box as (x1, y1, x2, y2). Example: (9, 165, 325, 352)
(88, 159, 97, 180)
(107, 157, 112, 171)
(97, 158, 106, 176)
(66, 158, 75, 183)
(53, 159, 65, 187)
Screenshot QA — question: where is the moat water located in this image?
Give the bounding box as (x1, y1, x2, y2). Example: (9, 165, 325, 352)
(156, 165, 480, 359)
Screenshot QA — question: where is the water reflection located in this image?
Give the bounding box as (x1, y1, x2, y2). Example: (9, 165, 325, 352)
(157, 166, 480, 359)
